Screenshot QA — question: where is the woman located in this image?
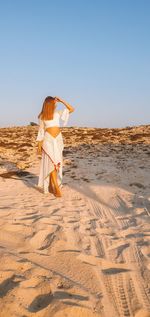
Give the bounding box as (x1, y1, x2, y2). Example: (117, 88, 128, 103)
(36, 96, 75, 197)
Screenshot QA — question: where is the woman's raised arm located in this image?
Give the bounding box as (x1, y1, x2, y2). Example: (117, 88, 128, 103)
(55, 97, 75, 113)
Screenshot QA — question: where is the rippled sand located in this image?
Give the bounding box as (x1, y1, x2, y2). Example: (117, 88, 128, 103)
(0, 124, 150, 317)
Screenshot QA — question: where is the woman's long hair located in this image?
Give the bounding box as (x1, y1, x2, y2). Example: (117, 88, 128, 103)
(38, 96, 56, 120)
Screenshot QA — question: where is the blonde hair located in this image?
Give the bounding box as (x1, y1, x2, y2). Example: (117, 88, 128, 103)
(38, 96, 56, 120)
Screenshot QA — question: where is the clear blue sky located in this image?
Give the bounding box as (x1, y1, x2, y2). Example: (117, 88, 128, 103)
(0, 0, 150, 128)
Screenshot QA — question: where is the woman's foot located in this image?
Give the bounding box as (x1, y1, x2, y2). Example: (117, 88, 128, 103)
(49, 180, 62, 197)
(50, 169, 62, 197)
(54, 188, 62, 197)
(49, 184, 54, 193)
(49, 174, 55, 193)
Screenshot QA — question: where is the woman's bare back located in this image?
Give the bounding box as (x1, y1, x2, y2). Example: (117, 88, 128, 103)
(45, 126, 61, 138)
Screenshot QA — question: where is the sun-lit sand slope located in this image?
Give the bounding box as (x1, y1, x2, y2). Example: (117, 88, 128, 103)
(0, 124, 150, 317)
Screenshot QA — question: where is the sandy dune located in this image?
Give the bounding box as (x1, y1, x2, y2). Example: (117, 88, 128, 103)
(0, 124, 150, 316)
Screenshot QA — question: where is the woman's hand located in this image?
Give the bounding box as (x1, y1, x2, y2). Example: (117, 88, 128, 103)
(55, 96, 75, 112)
(55, 96, 63, 103)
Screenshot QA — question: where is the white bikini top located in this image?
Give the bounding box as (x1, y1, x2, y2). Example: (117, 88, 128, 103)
(36, 108, 70, 141)
(44, 110, 62, 128)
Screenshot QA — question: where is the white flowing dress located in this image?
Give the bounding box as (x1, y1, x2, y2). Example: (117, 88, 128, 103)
(36, 108, 70, 193)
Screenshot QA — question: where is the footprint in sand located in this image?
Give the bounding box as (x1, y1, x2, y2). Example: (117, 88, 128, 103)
(0, 274, 21, 298)
(29, 226, 58, 250)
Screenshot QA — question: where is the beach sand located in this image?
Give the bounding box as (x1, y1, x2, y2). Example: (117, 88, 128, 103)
(0, 124, 150, 317)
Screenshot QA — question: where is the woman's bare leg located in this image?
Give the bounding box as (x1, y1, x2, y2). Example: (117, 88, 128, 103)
(49, 174, 54, 193)
(50, 169, 62, 197)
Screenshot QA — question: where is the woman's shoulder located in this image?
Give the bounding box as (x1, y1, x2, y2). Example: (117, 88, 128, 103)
(38, 114, 44, 121)
(38, 116, 42, 123)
